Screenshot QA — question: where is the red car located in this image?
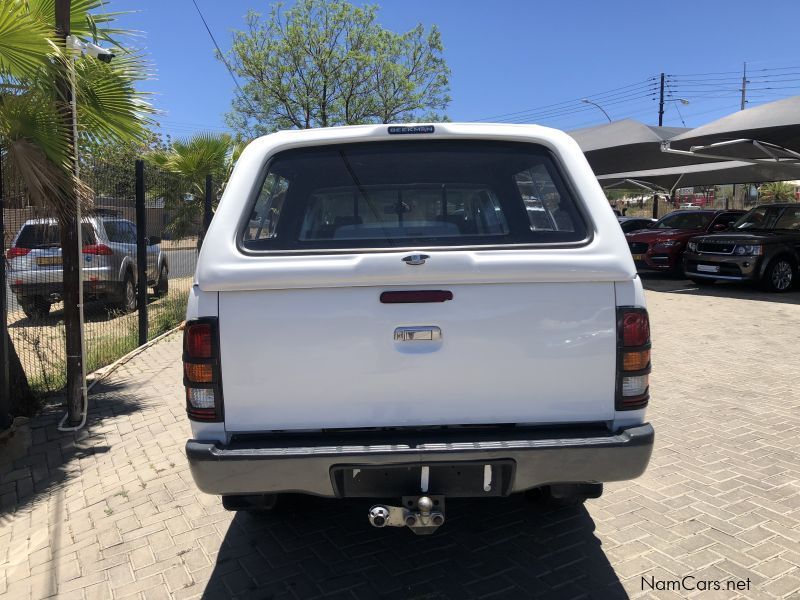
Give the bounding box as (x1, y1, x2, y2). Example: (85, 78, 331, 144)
(626, 210, 745, 273)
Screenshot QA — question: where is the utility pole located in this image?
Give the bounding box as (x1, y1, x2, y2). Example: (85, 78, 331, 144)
(740, 62, 748, 110)
(658, 72, 665, 126)
(55, 0, 85, 426)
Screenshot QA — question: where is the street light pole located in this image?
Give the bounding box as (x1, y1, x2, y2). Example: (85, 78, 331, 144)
(581, 99, 612, 123)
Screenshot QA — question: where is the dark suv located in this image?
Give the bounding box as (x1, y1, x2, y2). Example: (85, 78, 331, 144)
(684, 203, 800, 292)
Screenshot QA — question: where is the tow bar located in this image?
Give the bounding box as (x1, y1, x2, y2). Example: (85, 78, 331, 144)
(368, 496, 445, 535)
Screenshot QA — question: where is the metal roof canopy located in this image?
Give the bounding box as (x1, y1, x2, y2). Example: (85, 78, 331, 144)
(568, 119, 721, 176)
(595, 159, 800, 193)
(661, 96, 800, 167)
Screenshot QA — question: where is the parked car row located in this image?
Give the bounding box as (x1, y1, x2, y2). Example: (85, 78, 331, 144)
(624, 204, 800, 292)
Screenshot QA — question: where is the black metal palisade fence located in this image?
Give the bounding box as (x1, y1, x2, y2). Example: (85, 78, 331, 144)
(0, 152, 214, 417)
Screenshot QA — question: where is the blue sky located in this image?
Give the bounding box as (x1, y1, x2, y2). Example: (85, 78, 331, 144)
(111, 0, 800, 138)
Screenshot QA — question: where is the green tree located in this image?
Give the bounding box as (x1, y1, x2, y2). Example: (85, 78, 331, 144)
(758, 181, 797, 203)
(223, 0, 450, 138)
(146, 133, 241, 239)
(0, 0, 152, 414)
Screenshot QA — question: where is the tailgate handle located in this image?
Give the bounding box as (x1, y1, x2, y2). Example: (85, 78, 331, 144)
(394, 326, 442, 342)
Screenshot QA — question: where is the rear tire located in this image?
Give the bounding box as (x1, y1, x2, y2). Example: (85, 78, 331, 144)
(153, 263, 168, 297)
(222, 494, 279, 513)
(761, 256, 795, 292)
(21, 296, 51, 320)
(116, 272, 137, 313)
(526, 483, 603, 508)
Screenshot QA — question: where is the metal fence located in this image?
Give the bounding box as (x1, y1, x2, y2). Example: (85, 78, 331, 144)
(2, 155, 209, 400)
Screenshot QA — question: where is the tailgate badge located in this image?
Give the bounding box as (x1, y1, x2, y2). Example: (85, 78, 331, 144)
(402, 254, 429, 266)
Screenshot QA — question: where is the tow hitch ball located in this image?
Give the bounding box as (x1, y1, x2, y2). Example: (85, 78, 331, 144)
(368, 496, 445, 534)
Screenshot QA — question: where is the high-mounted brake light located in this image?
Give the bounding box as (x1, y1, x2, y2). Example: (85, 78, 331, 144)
(616, 307, 651, 410)
(6, 247, 30, 259)
(82, 244, 114, 256)
(183, 318, 223, 421)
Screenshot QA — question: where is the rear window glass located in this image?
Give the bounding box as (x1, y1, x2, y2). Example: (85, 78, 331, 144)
(15, 223, 96, 248)
(103, 220, 136, 243)
(241, 141, 587, 251)
(654, 212, 713, 230)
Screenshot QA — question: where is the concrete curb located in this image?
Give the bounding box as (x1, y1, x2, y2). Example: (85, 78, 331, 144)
(87, 324, 182, 392)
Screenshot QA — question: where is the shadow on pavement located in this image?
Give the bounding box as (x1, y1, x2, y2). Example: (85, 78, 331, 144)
(639, 271, 800, 304)
(202, 494, 625, 600)
(0, 380, 144, 517)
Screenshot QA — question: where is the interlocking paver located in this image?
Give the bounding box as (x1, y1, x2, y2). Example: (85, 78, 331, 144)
(2, 282, 800, 599)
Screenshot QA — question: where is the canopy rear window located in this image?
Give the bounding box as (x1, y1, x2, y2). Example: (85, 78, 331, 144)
(241, 140, 588, 252)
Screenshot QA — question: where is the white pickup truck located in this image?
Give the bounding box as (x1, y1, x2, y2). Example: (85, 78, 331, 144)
(183, 123, 654, 534)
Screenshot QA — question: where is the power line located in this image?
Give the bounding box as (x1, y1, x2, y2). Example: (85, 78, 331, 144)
(472, 78, 658, 121)
(669, 64, 800, 77)
(190, 0, 259, 116)
(491, 92, 658, 125)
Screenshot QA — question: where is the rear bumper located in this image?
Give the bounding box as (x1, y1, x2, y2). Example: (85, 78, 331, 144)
(633, 251, 682, 271)
(186, 423, 654, 497)
(12, 280, 119, 300)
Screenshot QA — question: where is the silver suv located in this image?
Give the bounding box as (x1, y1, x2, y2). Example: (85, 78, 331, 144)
(7, 215, 168, 319)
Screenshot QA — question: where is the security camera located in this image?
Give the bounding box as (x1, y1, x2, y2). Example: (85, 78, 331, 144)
(84, 41, 115, 62)
(65, 35, 115, 62)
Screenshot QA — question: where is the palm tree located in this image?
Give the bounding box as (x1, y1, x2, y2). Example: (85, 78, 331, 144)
(758, 181, 797, 203)
(0, 0, 152, 415)
(146, 133, 241, 243)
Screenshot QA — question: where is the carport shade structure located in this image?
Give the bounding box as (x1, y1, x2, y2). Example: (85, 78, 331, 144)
(662, 95, 800, 164)
(567, 119, 718, 176)
(595, 159, 800, 193)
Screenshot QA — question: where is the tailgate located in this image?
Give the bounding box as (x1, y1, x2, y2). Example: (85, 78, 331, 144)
(219, 281, 617, 431)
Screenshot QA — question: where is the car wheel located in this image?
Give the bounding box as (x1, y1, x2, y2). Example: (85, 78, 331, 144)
(21, 296, 51, 320)
(761, 257, 795, 293)
(117, 272, 137, 312)
(222, 494, 279, 513)
(153, 263, 168, 297)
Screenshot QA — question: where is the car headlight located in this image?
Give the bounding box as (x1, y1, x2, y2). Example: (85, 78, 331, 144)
(687, 241, 698, 252)
(734, 244, 763, 256)
(653, 240, 680, 250)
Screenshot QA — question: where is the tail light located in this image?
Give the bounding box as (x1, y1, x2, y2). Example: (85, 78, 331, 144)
(6, 247, 30, 259)
(616, 307, 651, 410)
(183, 318, 223, 421)
(82, 244, 113, 255)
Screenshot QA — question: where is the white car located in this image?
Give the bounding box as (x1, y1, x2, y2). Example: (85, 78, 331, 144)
(183, 123, 654, 534)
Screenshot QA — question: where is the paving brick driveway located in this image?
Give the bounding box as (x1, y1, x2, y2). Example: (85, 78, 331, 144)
(2, 278, 800, 600)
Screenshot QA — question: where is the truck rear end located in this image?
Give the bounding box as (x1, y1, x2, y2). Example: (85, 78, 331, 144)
(183, 123, 653, 533)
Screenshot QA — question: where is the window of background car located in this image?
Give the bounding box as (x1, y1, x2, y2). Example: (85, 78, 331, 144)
(16, 223, 96, 247)
(104, 220, 136, 244)
(733, 206, 783, 230)
(774, 207, 800, 230)
(711, 213, 742, 228)
(240, 141, 588, 252)
(654, 212, 713, 230)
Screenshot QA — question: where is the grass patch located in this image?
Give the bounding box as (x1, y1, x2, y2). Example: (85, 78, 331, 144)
(16, 288, 188, 399)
